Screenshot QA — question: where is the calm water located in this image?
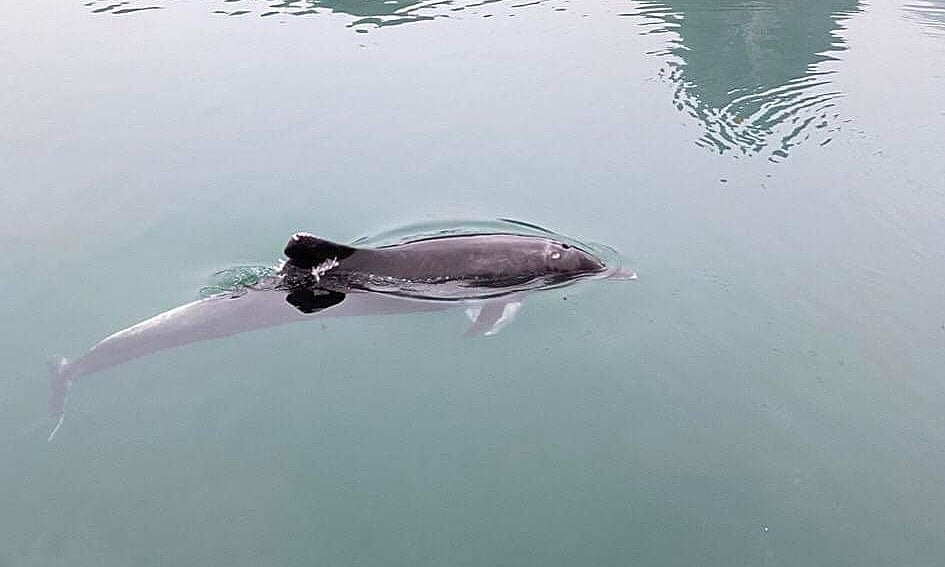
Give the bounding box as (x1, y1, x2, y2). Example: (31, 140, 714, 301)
(3, 1, 945, 565)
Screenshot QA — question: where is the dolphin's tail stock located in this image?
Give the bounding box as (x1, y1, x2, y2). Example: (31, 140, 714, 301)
(47, 356, 71, 441)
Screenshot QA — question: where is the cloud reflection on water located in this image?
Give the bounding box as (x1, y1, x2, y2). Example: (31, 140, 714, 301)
(904, 0, 945, 34)
(630, 0, 862, 161)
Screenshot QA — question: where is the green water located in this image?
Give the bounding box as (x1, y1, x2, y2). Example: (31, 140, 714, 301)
(2, 1, 944, 565)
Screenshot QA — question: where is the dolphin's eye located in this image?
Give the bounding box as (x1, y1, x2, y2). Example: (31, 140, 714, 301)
(550, 251, 562, 260)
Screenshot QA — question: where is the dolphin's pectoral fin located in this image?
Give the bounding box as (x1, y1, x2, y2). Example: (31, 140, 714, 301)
(285, 289, 346, 314)
(463, 301, 523, 337)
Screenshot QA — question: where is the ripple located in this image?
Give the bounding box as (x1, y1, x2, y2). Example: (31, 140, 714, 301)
(904, 0, 945, 35)
(199, 265, 278, 297)
(87, 2, 163, 13)
(627, 0, 862, 161)
(84, 0, 563, 28)
(353, 218, 573, 247)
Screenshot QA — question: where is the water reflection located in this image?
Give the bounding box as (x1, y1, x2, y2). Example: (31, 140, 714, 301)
(905, 0, 945, 34)
(85, 0, 556, 27)
(631, 0, 861, 161)
(88, 2, 163, 13)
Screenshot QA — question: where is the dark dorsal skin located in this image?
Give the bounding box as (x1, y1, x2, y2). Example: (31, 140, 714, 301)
(282, 232, 606, 298)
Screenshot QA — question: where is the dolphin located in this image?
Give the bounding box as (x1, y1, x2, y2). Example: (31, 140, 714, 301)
(48, 229, 634, 439)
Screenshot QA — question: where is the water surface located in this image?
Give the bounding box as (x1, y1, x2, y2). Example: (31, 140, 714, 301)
(2, 1, 944, 565)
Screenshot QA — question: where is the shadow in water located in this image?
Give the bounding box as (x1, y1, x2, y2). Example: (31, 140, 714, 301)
(631, 0, 862, 161)
(904, 0, 945, 34)
(84, 0, 557, 28)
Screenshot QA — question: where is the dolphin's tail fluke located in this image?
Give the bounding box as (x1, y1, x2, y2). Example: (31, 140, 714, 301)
(47, 356, 71, 441)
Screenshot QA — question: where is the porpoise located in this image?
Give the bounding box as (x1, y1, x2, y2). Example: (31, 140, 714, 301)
(47, 228, 634, 439)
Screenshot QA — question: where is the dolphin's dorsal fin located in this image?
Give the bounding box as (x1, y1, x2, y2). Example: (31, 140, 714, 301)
(464, 301, 523, 337)
(284, 233, 357, 270)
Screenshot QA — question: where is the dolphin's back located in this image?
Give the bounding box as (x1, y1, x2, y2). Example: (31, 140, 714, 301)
(341, 234, 557, 283)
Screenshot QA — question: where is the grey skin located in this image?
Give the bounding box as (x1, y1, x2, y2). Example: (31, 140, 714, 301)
(281, 232, 608, 300)
(48, 231, 624, 438)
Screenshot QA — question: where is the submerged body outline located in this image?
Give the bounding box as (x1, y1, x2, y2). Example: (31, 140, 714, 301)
(48, 228, 635, 438)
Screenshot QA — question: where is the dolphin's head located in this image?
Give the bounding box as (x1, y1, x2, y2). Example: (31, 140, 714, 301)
(544, 241, 606, 277)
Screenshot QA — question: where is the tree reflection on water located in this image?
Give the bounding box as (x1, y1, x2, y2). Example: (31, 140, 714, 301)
(86, 0, 869, 161)
(85, 0, 540, 26)
(632, 0, 862, 161)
